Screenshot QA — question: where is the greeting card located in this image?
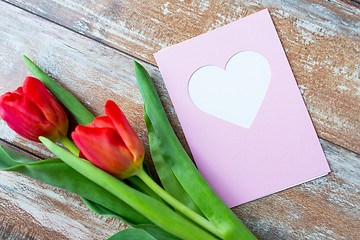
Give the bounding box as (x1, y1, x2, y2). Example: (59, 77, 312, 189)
(154, 9, 330, 207)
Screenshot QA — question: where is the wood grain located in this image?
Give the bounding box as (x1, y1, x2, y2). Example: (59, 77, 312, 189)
(0, 171, 129, 240)
(1, 139, 358, 239)
(0, 1, 359, 239)
(236, 138, 360, 240)
(0, 143, 131, 240)
(5, 0, 360, 153)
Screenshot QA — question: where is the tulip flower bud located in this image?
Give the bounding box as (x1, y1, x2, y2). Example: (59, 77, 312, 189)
(71, 100, 145, 179)
(0, 76, 69, 142)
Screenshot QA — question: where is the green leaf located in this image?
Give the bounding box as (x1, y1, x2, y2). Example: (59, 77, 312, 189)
(144, 105, 202, 215)
(39, 136, 219, 240)
(80, 198, 132, 223)
(109, 225, 183, 240)
(22, 55, 95, 126)
(135, 225, 182, 240)
(0, 146, 149, 225)
(84, 198, 181, 240)
(126, 176, 164, 203)
(0, 145, 182, 239)
(0, 145, 37, 169)
(134, 61, 257, 239)
(108, 228, 157, 240)
(126, 162, 164, 203)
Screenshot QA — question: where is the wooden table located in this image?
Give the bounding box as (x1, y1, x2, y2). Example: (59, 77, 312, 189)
(0, 0, 359, 239)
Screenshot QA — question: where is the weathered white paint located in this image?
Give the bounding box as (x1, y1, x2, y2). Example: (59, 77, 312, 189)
(4, 0, 359, 153)
(162, 2, 171, 15)
(0, 171, 128, 239)
(0, 0, 359, 239)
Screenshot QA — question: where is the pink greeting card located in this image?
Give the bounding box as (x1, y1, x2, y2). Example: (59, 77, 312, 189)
(154, 9, 330, 207)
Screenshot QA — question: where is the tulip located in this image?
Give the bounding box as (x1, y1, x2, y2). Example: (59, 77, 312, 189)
(69, 100, 221, 238)
(71, 100, 144, 179)
(0, 76, 68, 142)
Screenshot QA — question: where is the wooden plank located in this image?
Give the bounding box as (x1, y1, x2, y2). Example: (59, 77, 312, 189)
(0, 171, 129, 239)
(0, 2, 359, 239)
(5, 0, 360, 153)
(0, 139, 359, 239)
(237, 138, 360, 239)
(0, 0, 183, 161)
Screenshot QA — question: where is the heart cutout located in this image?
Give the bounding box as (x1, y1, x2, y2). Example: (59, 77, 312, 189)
(188, 51, 271, 128)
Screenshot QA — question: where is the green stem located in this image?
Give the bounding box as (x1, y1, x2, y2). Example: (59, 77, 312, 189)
(59, 136, 80, 156)
(40, 137, 219, 240)
(137, 168, 223, 239)
(135, 61, 257, 240)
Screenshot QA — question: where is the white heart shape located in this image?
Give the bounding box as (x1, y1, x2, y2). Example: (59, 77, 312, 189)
(188, 51, 271, 128)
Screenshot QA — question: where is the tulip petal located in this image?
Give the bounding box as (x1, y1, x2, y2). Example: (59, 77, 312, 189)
(23, 55, 95, 126)
(40, 136, 218, 240)
(0, 145, 151, 225)
(72, 125, 134, 176)
(0, 91, 56, 142)
(23, 76, 68, 136)
(105, 100, 144, 162)
(86, 116, 116, 130)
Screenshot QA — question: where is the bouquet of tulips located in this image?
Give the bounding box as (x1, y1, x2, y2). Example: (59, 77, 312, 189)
(0, 56, 257, 240)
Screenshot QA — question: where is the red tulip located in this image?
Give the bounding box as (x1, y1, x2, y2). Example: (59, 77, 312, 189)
(0, 76, 68, 142)
(71, 100, 145, 179)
